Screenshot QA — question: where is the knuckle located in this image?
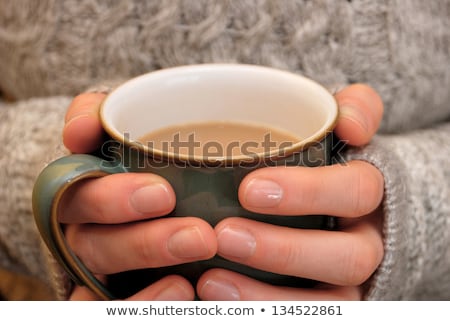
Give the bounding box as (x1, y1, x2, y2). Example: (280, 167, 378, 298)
(260, 232, 306, 275)
(277, 242, 304, 273)
(348, 161, 384, 215)
(341, 235, 382, 286)
(65, 224, 99, 272)
(134, 229, 157, 267)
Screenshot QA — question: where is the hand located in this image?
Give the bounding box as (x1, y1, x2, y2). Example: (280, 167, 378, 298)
(62, 83, 384, 301)
(62, 93, 217, 300)
(196, 84, 385, 300)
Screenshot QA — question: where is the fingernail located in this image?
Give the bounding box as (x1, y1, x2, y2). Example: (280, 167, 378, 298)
(168, 226, 210, 259)
(339, 104, 370, 133)
(200, 279, 240, 301)
(243, 178, 283, 208)
(154, 283, 192, 301)
(130, 183, 171, 215)
(217, 225, 256, 258)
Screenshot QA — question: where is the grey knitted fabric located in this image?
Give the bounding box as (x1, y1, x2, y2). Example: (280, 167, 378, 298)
(0, 97, 70, 299)
(0, 0, 449, 300)
(346, 124, 450, 300)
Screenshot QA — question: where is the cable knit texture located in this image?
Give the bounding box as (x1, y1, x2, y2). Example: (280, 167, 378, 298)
(0, 0, 449, 300)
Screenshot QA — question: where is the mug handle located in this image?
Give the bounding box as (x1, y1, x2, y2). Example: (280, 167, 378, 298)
(32, 154, 126, 300)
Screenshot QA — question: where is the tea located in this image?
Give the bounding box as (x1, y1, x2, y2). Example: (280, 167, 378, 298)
(137, 120, 300, 158)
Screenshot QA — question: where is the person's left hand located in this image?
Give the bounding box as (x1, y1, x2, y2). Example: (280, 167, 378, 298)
(196, 84, 385, 300)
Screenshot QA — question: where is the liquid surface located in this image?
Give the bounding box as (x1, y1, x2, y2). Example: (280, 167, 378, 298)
(137, 121, 300, 158)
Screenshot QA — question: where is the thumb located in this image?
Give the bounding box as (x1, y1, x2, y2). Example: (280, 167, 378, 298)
(334, 84, 384, 146)
(63, 93, 107, 153)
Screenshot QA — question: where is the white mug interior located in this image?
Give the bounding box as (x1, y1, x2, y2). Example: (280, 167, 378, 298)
(101, 64, 338, 161)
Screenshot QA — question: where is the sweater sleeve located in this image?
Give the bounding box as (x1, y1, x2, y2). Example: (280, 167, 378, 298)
(0, 83, 128, 300)
(0, 96, 72, 299)
(345, 121, 450, 300)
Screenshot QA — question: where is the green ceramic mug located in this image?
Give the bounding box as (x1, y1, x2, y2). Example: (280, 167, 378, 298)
(32, 64, 338, 300)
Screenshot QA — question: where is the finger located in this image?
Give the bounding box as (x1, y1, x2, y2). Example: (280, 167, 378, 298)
(213, 215, 383, 286)
(334, 83, 383, 146)
(197, 269, 362, 300)
(127, 275, 195, 300)
(70, 285, 99, 301)
(58, 173, 176, 224)
(70, 274, 107, 300)
(65, 217, 217, 274)
(63, 93, 106, 153)
(239, 160, 384, 217)
(70, 275, 195, 301)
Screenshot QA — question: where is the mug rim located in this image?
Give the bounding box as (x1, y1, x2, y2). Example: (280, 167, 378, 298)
(100, 64, 338, 166)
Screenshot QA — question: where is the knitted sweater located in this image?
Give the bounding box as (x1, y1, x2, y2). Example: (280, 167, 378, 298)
(0, 0, 449, 300)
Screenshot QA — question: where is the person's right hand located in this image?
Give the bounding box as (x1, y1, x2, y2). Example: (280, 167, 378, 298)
(61, 93, 217, 300)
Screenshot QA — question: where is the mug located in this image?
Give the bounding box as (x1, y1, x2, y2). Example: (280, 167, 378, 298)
(32, 64, 339, 300)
